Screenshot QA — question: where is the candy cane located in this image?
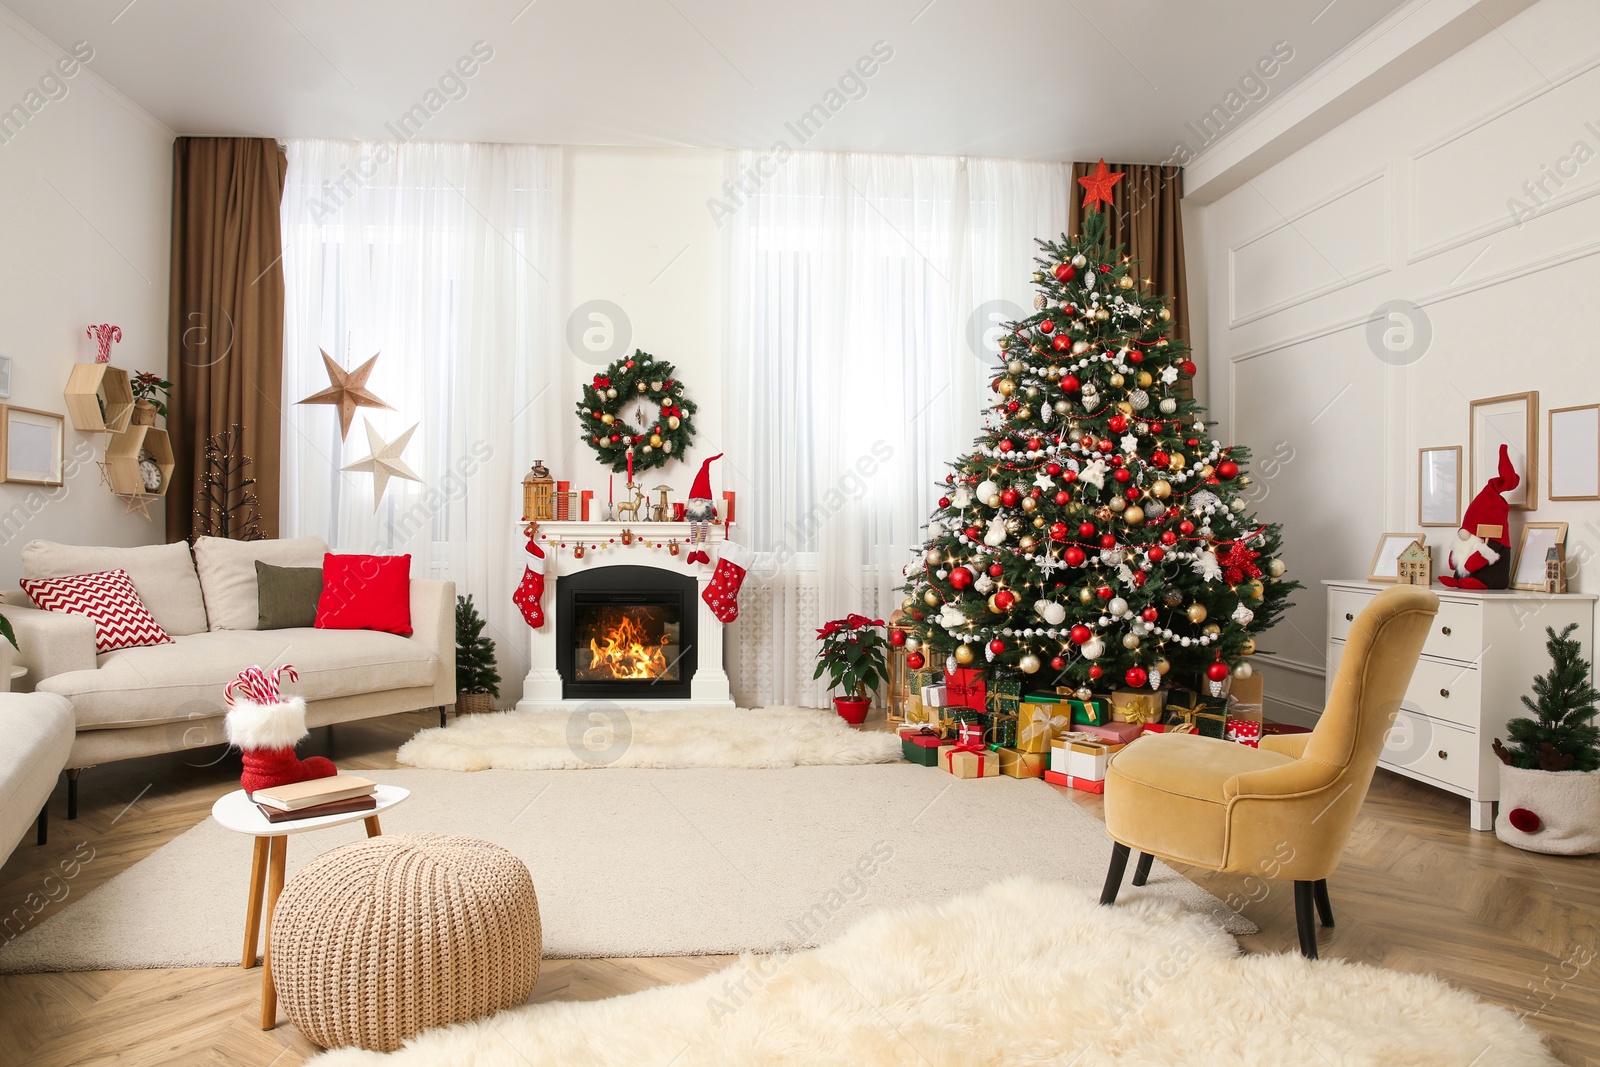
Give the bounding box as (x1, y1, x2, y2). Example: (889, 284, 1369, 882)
(225, 663, 297, 705)
(87, 324, 122, 364)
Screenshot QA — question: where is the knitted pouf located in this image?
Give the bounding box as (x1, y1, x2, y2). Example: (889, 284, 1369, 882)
(269, 833, 542, 1051)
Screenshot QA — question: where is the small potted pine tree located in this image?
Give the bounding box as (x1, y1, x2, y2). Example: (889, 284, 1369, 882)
(814, 613, 887, 725)
(1492, 623, 1600, 855)
(455, 594, 501, 715)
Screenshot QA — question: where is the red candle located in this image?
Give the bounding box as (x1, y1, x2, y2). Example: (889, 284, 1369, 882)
(722, 490, 736, 526)
(581, 490, 593, 522)
(673, 502, 685, 521)
(626, 448, 634, 483)
(608, 474, 613, 504)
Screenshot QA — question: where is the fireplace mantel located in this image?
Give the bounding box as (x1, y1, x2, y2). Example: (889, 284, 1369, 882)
(516, 521, 735, 711)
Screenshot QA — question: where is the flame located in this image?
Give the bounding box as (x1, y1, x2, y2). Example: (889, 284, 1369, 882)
(586, 610, 671, 680)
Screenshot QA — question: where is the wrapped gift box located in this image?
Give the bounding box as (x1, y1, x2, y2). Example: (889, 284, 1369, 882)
(1075, 720, 1144, 744)
(940, 744, 1001, 779)
(944, 666, 987, 711)
(1043, 768, 1107, 792)
(990, 713, 1019, 750)
(1195, 712, 1228, 739)
(1016, 702, 1065, 754)
(1049, 734, 1127, 781)
(955, 719, 986, 749)
(998, 747, 1047, 779)
(988, 676, 1023, 718)
(1110, 689, 1165, 726)
(922, 685, 952, 708)
(1225, 717, 1262, 747)
(1067, 697, 1111, 726)
(908, 668, 938, 693)
(1165, 690, 1227, 733)
(901, 733, 943, 766)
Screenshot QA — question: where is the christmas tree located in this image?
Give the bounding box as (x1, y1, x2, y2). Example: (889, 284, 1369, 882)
(455, 594, 501, 699)
(1494, 624, 1600, 772)
(904, 171, 1296, 696)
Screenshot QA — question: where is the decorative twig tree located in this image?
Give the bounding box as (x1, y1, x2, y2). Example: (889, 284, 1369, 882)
(192, 424, 263, 541)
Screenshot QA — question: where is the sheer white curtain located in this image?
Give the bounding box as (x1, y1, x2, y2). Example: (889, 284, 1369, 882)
(280, 140, 562, 703)
(723, 151, 1069, 708)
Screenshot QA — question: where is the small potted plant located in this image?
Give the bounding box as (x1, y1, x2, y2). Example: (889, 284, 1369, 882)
(455, 594, 501, 715)
(0, 613, 16, 694)
(130, 371, 171, 426)
(814, 613, 887, 725)
(1492, 623, 1600, 855)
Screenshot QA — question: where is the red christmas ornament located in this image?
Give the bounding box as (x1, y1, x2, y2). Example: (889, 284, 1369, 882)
(1133, 571, 1148, 587)
(965, 526, 982, 540)
(938, 496, 951, 508)
(1127, 351, 1143, 364)
(988, 638, 1007, 655)
(1070, 625, 1092, 644)
(1000, 488, 1021, 507)
(1062, 470, 1078, 483)
(1050, 656, 1066, 670)
(1151, 450, 1169, 467)
(1088, 664, 1104, 680)
(994, 590, 1016, 611)
(1141, 607, 1159, 622)
(1061, 375, 1081, 392)
(1027, 437, 1043, 451)
(1099, 534, 1117, 549)
(1108, 414, 1128, 433)
(1054, 490, 1070, 505)
(1006, 401, 1020, 413)
(1098, 439, 1114, 453)
(1078, 521, 1097, 539)
(999, 440, 1015, 453)
(988, 562, 1005, 578)
(1181, 360, 1197, 376)
(1038, 319, 1055, 334)
(906, 651, 926, 670)
(1096, 585, 1113, 600)
(1179, 521, 1195, 535)
(1049, 522, 1070, 541)
(1045, 462, 1062, 476)
(1053, 262, 1075, 282)
(949, 566, 974, 590)
(1161, 530, 1178, 545)
(1051, 334, 1070, 351)
(1216, 460, 1240, 480)
(1063, 546, 1086, 566)
(1114, 468, 1131, 484)
(1148, 546, 1165, 562)
(1125, 666, 1148, 688)
(1186, 438, 1200, 448)
(1125, 487, 1141, 501)
(889, 629, 908, 647)
(1206, 660, 1230, 682)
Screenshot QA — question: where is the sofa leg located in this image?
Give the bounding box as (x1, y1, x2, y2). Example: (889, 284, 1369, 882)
(1313, 879, 1335, 928)
(1131, 851, 1155, 887)
(1100, 842, 1132, 906)
(1294, 881, 1320, 959)
(439, 706, 447, 729)
(66, 769, 79, 821)
(36, 805, 47, 846)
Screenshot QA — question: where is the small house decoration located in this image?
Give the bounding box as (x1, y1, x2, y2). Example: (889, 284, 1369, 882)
(1395, 540, 1432, 586)
(1545, 544, 1568, 594)
(522, 461, 554, 521)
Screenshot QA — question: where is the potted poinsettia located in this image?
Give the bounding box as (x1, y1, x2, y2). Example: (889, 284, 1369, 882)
(814, 613, 888, 725)
(1492, 623, 1600, 855)
(130, 371, 171, 426)
(0, 612, 17, 693)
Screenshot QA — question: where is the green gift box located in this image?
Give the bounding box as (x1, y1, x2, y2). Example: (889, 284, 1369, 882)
(1165, 690, 1226, 731)
(1195, 712, 1227, 739)
(989, 713, 1018, 749)
(988, 677, 1022, 718)
(1067, 697, 1110, 726)
(902, 734, 943, 766)
(908, 668, 938, 693)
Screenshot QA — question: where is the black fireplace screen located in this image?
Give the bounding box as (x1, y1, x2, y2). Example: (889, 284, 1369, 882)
(556, 565, 698, 699)
(573, 603, 683, 683)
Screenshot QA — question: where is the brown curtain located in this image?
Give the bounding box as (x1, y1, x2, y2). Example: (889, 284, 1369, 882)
(1068, 163, 1189, 345)
(166, 137, 288, 542)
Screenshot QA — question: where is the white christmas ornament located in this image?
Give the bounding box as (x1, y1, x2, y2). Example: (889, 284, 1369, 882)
(1079, 459, 1109, 490)
(951, 487, 973, 508)
(1036, 600, 1067, 625)
(976, 479, 1000, 501)
(1108, 597, 1129, 617)
(1193, 551, 1223, 582)
(1159, 398, 1178, 414)
(938, 603, 967, 630)
(1081, 637, 1105, 660)
(1232, 603, 1256, 625)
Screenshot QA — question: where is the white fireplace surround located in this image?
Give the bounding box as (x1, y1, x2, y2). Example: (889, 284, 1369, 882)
(516, 520, 736, 711)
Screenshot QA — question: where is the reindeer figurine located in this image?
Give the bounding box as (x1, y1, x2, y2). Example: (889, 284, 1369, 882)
(614, 481, 646, 521)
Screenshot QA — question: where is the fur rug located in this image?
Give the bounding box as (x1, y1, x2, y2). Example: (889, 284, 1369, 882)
(399, 705, 901, 771)
(314, 877, 1555, 1067)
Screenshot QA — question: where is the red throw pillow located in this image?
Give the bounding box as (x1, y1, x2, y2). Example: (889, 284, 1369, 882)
(314, 553, 412, 635)
(20, 569, 173, 653)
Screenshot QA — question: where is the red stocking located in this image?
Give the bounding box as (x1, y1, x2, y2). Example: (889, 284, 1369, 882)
(514, 537, 546, 628)
(702, 541, 752, 624)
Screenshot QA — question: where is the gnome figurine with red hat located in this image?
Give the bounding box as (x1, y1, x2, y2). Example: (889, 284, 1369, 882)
(684, 452, 723, 565)
(1439, 443, 1520, 590)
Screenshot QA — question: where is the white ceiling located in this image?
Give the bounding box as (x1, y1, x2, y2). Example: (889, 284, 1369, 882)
(4, 0, 1413, 160)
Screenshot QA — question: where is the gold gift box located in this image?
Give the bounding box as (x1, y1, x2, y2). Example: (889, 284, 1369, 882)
(939, 745, 1002, 779)
(1110, 689, 1165, 725)
(998, 748, 1047, 779)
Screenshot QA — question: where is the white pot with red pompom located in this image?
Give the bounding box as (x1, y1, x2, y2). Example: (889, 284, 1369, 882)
(1495, 764, 1600, 856)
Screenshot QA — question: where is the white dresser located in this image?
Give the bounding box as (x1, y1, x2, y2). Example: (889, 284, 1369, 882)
(1322, 580, 1596, 831)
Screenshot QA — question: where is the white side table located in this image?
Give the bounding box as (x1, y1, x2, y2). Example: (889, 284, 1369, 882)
(211, 784, 410, 1030)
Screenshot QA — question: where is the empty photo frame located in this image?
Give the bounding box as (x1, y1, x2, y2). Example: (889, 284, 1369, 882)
(1369, 532, 1426, 583)
(1512, 523, 1568, 591)
(1418, 446, 1461, 527)
(1548, 404, 1600, 501)
(1470, 391, 1538, 510)
(0, 405, 66, 485)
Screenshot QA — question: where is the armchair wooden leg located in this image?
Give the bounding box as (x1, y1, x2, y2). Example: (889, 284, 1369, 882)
(66, 769, 79, 820)
(1131, 852, 1154, 887)
(1294, 881, 1320, 959)
(1100, 842, 1132, 905)
(36, 805, 47, 846)
(1312, 879, 1335, 928)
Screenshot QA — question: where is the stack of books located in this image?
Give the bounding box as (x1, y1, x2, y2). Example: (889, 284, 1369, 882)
(253, 775, 378, 823)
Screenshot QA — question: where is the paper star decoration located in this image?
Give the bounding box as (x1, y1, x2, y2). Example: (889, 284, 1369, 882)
(1078, 158, 1125, 209)
(342, 420, 422, 510)
(298, 350, 392, 440)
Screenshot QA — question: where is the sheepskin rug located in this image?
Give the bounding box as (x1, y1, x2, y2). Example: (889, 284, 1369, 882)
(313, 877, 1555, 1067)
(399, 705, 900, 771)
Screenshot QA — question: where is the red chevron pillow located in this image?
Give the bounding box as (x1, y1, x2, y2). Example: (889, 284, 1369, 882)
(20, 568, 173, 653)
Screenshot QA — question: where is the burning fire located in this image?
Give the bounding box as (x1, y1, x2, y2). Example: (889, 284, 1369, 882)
(587, 610, 671, 680)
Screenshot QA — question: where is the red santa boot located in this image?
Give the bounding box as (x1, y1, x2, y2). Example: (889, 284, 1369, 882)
(223, 666, 336, 796)
(1439, 443, 1518, 590)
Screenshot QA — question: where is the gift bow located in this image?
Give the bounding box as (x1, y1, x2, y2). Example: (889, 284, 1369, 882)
(1018, 705, 1056, 743)
(1166, 693, 1209, 727)
(225, 664, 298, 706)
(1117, 695, 1161, 725)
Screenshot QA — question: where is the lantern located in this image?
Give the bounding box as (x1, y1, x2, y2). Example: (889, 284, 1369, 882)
(523, 461, 554, 521)
(885, 608, 916, 725)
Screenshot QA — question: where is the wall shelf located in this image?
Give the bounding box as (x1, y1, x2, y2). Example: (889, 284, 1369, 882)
(105, 424, 174, 497)
(64, 364, 135, 434)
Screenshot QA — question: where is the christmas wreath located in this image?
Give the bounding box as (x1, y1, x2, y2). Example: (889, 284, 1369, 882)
(576, 350, 698, 474)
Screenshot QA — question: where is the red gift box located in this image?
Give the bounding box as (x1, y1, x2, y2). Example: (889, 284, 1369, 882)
(944, 666, 987, 712)
(1225, 717, 1262, 747)
(1075, 721, 1143, 744)
(1043, 769, 1105, 793)
(956, 720, 985, 748)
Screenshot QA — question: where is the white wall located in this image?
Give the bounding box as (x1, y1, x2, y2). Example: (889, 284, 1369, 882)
(1195, 0, 1600, 721)
(0, 10, 173, 581)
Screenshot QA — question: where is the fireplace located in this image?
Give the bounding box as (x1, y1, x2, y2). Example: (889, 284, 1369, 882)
(556, 565, 698, 700)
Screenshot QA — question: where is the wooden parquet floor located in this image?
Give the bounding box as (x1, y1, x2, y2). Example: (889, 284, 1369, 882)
(1, 709, 1596, 1066)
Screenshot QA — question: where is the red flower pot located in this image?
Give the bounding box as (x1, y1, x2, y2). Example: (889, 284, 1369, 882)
(833, 696, 871, 725)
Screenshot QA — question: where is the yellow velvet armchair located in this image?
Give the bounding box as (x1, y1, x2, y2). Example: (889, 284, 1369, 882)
(1099, 585, 1440, 958)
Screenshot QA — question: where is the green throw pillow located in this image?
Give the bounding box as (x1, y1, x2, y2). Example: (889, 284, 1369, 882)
(256, 561, 324, 630)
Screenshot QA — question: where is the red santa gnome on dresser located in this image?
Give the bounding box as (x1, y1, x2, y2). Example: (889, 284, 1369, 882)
(1439, 443, 1520, 590)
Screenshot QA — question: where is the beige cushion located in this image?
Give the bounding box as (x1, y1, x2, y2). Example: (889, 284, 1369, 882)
(193, 536, 328, 631)
(22, 540, 208, 637)
(37, 629, 438, 730)
(0, 693, 75, 863)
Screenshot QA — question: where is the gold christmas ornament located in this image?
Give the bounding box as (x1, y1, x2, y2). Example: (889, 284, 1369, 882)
(1151, 479, 1172, 499)
(1118, 275, 1135, 290)
(637, 381, 648, 393)
(1109, 373, 1125, 388)
(1078, 587, 1095, 604)
(1095, 505, 1113, 522)
(902, 596, 914, 610)
(1203, 622, 1221, 636)
(1163, 589, 1184, 608)
(1153, 656, 1172, 675)
(1007, 359, 1024, 375)
(1267, 558, 1286, 578)
(1122, 633, 1141, 650)
(1071, 254, 1088, 268)
(649, 434, 663, 447)
(1116, 401, 1133, 415)
(1201, 465, 1215, 480)
(1108, 497, 1127, 513)
(925, 548, 943, 564)
(1136, 371, 1153, 388)
(1095, 308, 1110, 322)
(1005, 518, 1023, 534)
(1187, 603, 1208, 624)
(600, 413, 615, 425)
(668, 416, 681, 429)
(1158, 308, 1172, 322)
(1123, 505, 1144, 526)
(923, 589, 941, 607)
(1018, 535, 1036, 550)
(954, 643, 975, 665)
(1018, 406, 1032, 419)
(1240, 636, 1256, 655)
(1032, 516, 1046, 528)
(997, 378, 1016, 396)
(1168, 453, 1186, 471)
(987, 494, 1002, 508)
(1021, 496, 1037, 513)
(1240, 579, 1265, 602)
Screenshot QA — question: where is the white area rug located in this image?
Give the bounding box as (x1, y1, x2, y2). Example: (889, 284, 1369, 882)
(398, 706, 900, 771)
(313, 877, 1555, 1067)
(0, 765, 1251, 973)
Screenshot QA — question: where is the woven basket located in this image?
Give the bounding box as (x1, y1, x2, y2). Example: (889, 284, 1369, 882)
(456, 691, 495, 715)
(270, 833, 541, 1051)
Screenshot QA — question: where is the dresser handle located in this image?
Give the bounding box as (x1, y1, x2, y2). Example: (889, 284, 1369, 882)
(1344, 613, 1354, 622)
(1437, 750, 1448, 760)
(1440, 626, 1452, 636)
(1439, 688, 1449, 698)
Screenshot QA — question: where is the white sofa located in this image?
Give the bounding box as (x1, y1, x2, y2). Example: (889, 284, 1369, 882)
(3, 537, 455, 815)
(0, 692, 74, 866)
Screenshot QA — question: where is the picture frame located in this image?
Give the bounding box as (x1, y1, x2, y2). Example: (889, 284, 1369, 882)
(1368, 531, 1427, 583)
(0, 355, 11, 399)
(1548, 404, 1600, 501)
(0, 405, 66, 486)
(1512, 522, 1568, 591)
(1418, 445, 1461, 527)
(1469, 391, 1538, 510)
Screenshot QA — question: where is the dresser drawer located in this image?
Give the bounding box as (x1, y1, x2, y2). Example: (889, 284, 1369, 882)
(1382, 715, 1477, 792)
(1329, 588, 1480, 662)
(1401, 657, 1480, 730)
